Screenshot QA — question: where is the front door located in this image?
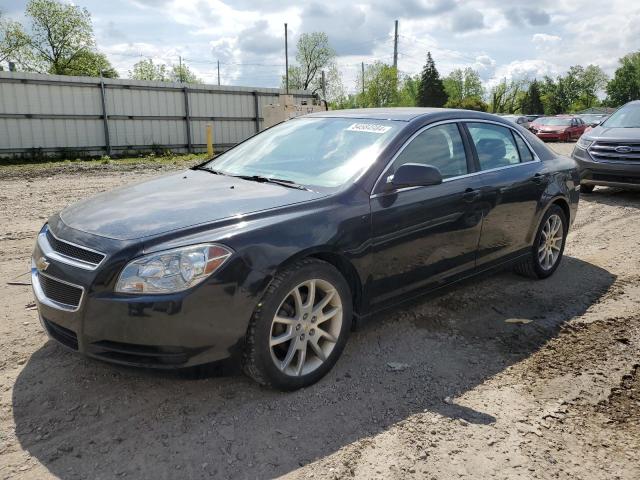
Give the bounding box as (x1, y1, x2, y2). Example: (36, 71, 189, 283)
(368, 122, 483, 306)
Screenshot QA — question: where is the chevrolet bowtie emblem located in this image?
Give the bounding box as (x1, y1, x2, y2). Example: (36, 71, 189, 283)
(36, 256, 50, 272)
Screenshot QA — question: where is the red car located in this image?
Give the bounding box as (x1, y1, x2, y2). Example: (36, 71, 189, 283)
(530, 116, 587, 141)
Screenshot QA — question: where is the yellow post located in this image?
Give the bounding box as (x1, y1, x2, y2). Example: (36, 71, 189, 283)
(206, 123, 214, 157)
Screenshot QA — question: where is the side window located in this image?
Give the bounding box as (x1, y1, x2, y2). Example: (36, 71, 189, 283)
(513, 132, 534, 162)
(467, 123, 521, 170)
(392, 123, 468, 179)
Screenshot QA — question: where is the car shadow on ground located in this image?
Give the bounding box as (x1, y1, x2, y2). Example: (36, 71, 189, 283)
(12, 256, 615, 479)
(581, 187, 640, 209)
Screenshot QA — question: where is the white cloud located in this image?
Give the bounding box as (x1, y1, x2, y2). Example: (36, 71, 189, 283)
(532, 33, 561, 46)
(487, 59, 559, 88)
(26, 0, 635, 91)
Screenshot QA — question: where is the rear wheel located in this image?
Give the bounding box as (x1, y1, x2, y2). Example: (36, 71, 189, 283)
(243, 259, 352, 390)
(514, 205, 567, 279)
(580, 184, 595, 194)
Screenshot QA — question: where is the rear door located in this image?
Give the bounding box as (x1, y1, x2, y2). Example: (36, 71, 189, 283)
(368, 122, 484, 305)
(463, 121, 546, 268)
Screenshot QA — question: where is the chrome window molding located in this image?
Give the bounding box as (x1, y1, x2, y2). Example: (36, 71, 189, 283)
(370, 118, 541, 198)
(31, 266, 85, 312)
(39, 226, 107, 271)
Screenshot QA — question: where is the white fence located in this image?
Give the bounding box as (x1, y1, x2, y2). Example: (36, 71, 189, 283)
(0, 71, 315, 159)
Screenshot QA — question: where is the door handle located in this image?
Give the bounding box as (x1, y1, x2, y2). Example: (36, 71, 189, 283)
(462, 188, 480, 202)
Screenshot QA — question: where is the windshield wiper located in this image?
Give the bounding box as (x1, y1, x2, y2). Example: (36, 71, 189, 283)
(231, 175, 310, 191)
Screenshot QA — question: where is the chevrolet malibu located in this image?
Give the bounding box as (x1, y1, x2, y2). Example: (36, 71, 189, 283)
(32, 108, 579, 390)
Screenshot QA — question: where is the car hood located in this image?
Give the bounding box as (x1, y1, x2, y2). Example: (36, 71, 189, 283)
(59, 169, 328, 240)
(585, 126, 640, 141)
(536, 125, 567, 131)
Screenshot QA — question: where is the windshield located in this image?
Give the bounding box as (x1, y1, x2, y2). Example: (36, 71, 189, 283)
(602, 104, 640, 128)
(536, 117, 571, 126)
(202, 117, 401, 188)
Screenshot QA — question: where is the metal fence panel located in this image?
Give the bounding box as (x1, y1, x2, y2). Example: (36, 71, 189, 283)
(0, 71, 315, 158)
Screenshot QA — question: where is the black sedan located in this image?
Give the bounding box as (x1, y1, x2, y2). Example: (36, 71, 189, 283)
(32, 108, 580, 390)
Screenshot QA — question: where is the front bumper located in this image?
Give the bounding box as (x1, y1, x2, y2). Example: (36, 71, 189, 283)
(534, 131, 566, 141)
(31, 223, 266, 369)
(572, 147, 640, 190)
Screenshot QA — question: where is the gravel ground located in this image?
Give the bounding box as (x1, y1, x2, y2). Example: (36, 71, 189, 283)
(1, 141, 640, 480)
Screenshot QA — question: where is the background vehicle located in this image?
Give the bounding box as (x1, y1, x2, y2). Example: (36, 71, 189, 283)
(530, 116, 587, 141)
(501, 115, 532, 130)
(32, 109, 579, 390)
(577, 114, 607, 127)
(572, 100, 640, 192)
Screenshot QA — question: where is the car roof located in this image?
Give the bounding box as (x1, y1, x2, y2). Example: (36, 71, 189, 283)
(304, 107, 464, 122)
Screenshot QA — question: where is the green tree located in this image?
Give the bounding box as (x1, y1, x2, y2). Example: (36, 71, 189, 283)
(129, 58, 168, 81)
(357, 62, 398, 107)
(417, 52, 447, 107)
(283, 32, 336, 95)
(520, 80, 544, 114)
(169, 63, 201, 83)
(443, 67, 483, 105)
(321, 64, 346, 104)
(397, 74, 421, 106)
(606, 51, 640, 106)
(578, 64, 608, 109)
(0, 12, 29, 66)
(446, 96, 488, 111)
(129, 59, 201, 84)
(489, 79, 526, 113)
(65, 50, 118, 78)
(0, 0, 117, 76)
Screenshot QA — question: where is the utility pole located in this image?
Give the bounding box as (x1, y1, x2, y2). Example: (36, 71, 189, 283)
(361, 62, 365, 95)
(217, 60, 220, 86)
(284, 23, 289, 94)
(178, 55, 183, 83)
(321, 70, 326, 101)
(393, 20, 399, 70)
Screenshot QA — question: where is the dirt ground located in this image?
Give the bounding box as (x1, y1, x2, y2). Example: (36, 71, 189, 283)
(1, 142, 639, 480)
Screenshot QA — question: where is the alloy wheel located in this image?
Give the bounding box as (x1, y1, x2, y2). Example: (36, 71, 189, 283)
(269, 279, 343, 377)
(538, 213, 564, 270)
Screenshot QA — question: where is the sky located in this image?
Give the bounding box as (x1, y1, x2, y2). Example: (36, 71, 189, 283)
(1, 0, 639, 93)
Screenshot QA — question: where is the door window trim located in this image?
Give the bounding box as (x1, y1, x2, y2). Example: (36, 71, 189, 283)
(371, 118, 541, 198)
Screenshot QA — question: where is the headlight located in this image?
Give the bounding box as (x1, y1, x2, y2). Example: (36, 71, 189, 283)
(115, 244, 232, 294)
(576, 137, 593, 150)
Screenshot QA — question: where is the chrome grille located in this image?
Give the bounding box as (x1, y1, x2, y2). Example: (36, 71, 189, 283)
(588, 142, 640, 162)
(46, 229, 105, 266)
(38, 273, 83, 308)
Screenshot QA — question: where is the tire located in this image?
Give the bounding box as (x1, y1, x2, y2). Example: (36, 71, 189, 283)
(242, 258, 352, 390)
(514, 204, 568, 279)
(580, 184, 595, 194)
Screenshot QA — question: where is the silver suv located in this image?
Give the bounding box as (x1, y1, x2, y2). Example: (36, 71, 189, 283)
(572, 101, 640, 192)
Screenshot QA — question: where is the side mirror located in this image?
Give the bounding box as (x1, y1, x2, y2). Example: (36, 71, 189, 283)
(390, 163, 443, 188)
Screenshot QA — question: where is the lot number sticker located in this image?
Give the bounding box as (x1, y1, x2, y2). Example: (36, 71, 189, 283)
(347, 123, 392, 134)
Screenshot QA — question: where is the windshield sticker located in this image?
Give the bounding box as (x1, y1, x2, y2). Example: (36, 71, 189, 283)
(346, 123, 392, 134)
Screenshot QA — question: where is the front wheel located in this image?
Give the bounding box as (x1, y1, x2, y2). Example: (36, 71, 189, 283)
(242, 259, 352, 390)
(514, 205, 568, 279)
